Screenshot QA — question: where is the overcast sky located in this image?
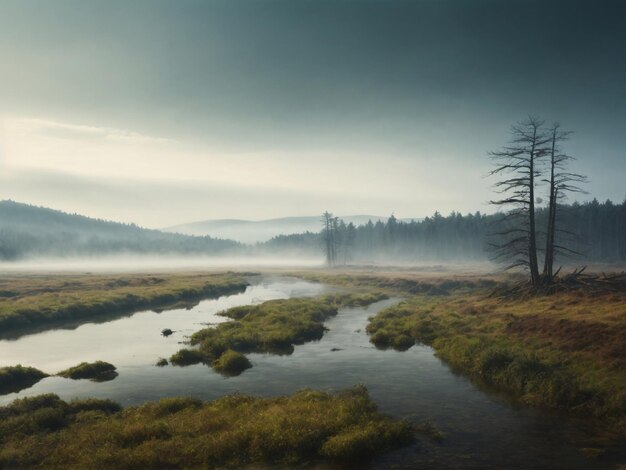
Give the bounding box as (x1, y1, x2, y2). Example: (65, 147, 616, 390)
(1, 0, 624, 228)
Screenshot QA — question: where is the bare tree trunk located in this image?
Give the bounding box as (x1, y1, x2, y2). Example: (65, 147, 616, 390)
(528, 124, 540, 286)
(489, 116, 550, 288)
(543, 127, 558, 281)
(541, 123, 586, 284)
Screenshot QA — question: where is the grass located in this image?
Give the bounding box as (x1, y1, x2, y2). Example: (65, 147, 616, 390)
(294, 271, 503, 296)
(57, 361, 118, 382)
(365, 288, 626, 431)
(212, 349, 252, 376)
(0, 386, 414, 468)
(0, 365, 48, 395)
(170, 348, 205, 366)
(0, 272, 250, 336)
(171, 292, 388, 375)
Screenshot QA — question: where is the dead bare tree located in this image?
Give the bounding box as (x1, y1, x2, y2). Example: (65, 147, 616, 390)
(541, 123, 587, 282)
(489, 116, 551, 287)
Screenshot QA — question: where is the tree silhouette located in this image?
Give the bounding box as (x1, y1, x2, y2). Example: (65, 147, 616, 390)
(489, 117, 551, 287)
(542, 123, 587, 282)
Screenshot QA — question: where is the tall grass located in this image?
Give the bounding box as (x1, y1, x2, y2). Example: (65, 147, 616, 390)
(365, 290, 626, 431)
(0, 386, 414, 468)
(171, 292, 388, 375)
(0, 273, 249, 334)
(0, 365, 48, 395)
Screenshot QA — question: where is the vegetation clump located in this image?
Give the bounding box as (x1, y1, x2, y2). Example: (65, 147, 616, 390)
(172, 292, 387, 374)
(169, 349, 205, 366)
(155, 358, 168, 367)
(57, 361, 118, 382)
(0, 365, 48, 395)
(0, 386, 413, 468)
(297, 272, 501, 296)
(0, 273, 249, 336)
(365, 288, 626, 431)
(211, 349, 252, 376)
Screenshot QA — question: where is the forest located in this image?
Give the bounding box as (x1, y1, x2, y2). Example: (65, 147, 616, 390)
(1, 197, 624, 264)
(260, 198, 626, 264)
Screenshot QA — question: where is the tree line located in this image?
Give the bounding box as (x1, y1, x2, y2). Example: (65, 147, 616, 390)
(261, 199, 625, 265)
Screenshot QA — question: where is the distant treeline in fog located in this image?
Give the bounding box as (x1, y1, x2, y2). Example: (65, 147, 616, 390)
(1, 198, 624, 264)
(259, 198, 626, 264)
(0, 201, 240, 260)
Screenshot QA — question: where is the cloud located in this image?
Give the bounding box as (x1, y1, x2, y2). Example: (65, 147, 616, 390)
(10, 118, 174, 144)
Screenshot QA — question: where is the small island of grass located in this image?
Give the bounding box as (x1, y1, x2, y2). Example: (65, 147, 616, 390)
(171, 292, 388, 375)
(212, 349, 252, 376)
(0, 365, 49, 395)
(57, 361, 118, 382)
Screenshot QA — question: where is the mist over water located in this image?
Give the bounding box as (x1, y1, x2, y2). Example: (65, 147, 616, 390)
(0, 255, 324, 273)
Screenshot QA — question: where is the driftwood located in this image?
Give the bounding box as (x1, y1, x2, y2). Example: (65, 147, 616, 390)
(491, 267, 626, 299)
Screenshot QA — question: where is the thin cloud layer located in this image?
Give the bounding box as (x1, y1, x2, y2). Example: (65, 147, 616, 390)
(0, 0, 624, 226)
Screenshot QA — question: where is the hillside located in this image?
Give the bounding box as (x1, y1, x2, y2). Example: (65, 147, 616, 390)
(0, 201, 240, 260)
(164, 215, 419, 243)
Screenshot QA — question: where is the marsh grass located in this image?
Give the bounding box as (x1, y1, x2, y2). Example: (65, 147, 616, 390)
(0, 386, 414, 468)
(365, 289, 626, 430)
(212, 349, 252, 376)
(57, 361, 118, 382)
(169, 348, 205, 366)
(0, 365, 48, 395)
(172, 292, 388, 375)
(0, 273, 249, 336)
(295, 272, 501, 296)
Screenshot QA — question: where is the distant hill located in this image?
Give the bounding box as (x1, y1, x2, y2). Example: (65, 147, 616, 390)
(0, 200, 240, 260)
(164, 215, 419, 243)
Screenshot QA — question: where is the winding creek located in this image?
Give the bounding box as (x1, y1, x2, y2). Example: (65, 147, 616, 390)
(0, 275, 623, 469)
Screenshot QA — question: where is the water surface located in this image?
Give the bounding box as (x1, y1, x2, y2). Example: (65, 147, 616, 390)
(0, 276, 622, 469)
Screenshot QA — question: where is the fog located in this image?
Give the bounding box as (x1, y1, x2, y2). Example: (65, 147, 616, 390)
(0, 1, 624, 270)
(1, 198, 624, 270)
(0, 255, 324, 273)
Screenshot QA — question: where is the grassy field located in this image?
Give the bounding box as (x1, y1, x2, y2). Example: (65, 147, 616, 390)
(0, 272, 249, 335)
(301, 270, 626, 432)
(0, 386, 414, 468)
(171, 292, 388, 374)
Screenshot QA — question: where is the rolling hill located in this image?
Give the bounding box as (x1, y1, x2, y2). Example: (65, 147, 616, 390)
(0, 200, 240, 260)
(164, 215, 417, 243)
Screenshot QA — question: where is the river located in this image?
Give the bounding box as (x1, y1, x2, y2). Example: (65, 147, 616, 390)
(0, 275, 622, 469)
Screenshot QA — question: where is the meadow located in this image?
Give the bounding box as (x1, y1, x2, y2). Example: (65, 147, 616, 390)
(0, 272, 249, 335)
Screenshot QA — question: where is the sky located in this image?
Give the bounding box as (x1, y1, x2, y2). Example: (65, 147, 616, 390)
(0, 0, 624, 228)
